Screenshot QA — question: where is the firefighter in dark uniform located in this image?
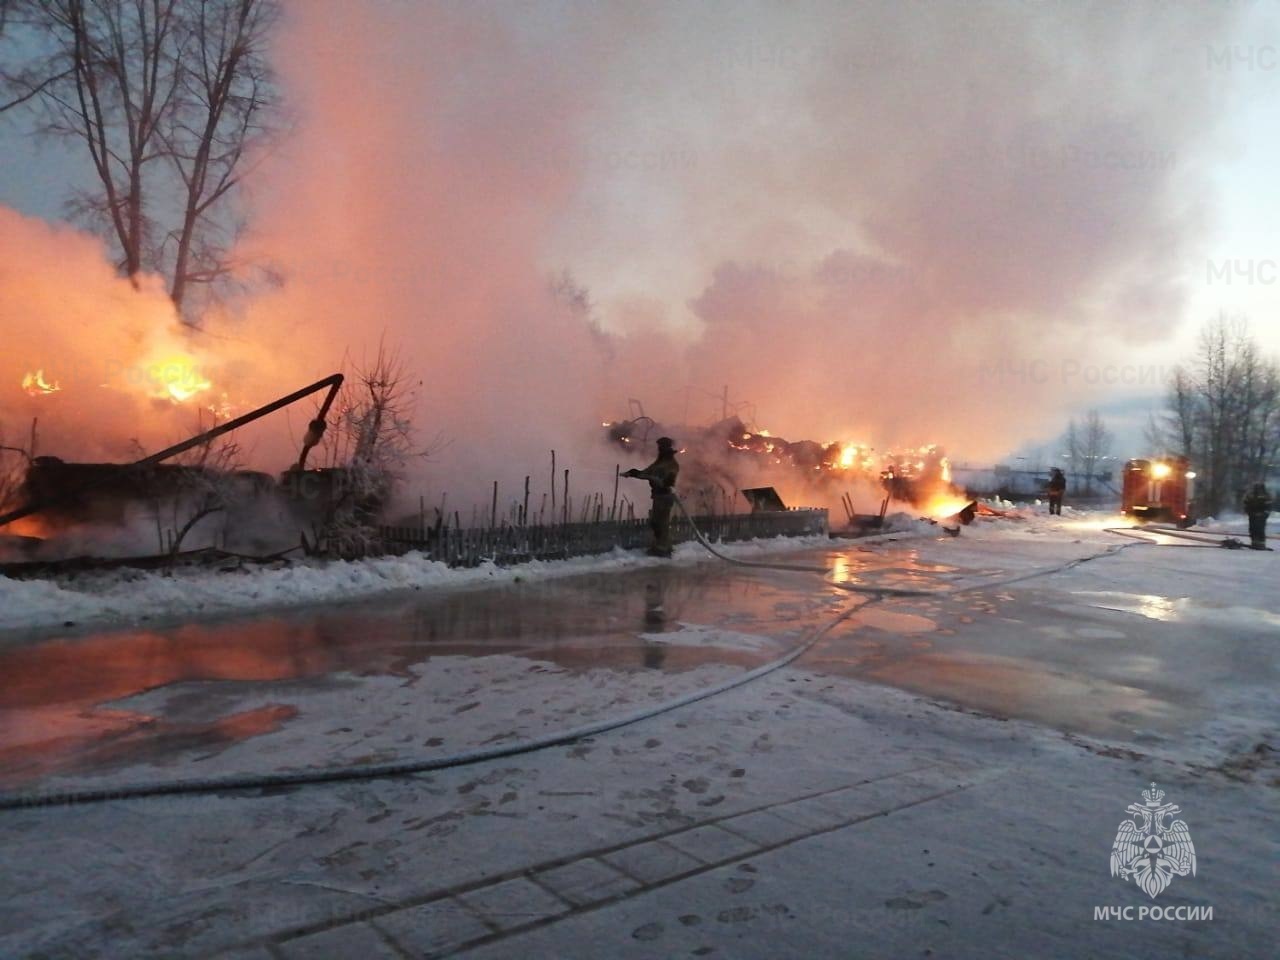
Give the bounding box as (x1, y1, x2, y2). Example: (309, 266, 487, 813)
(625, 437, 680, 557)
(1243, 482, 1271, 550)
(1047, 468, 1067, 516)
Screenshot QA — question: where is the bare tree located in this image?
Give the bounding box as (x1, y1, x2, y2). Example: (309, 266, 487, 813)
(0, 427, 35, 515)
(315, 345, 435, 556)
(1160, 316, 1280, 514)
(1078, 410, 1112, 495)
(1197, 321, 1237, 512)
(1232, 338, 1280, 488)
(164, 0, 278, 310)
(162, 430, 243, 562)
(1164, 367, 1198, 459)
(129, 424, 245, 564)
(1062, 419, 1082, 488)
(1141, 412, 1165, 454)
(0, 0, 279, 316)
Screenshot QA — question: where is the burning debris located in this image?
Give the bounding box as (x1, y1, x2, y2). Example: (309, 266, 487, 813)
(0, 374, 352, 566)
(602, 414, 974, 524)
(21, 370, 61, 397)
(0, 349, 449, 568)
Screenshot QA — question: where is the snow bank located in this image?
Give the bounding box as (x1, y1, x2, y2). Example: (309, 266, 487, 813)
(0, 534, 833, 635)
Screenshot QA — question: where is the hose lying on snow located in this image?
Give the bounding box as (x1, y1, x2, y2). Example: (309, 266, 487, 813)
(1103, 526, 1247, 548)
(673, 495, 1134, 594)
(0, 502, 1131, 811)
(671, 494, 934, 596)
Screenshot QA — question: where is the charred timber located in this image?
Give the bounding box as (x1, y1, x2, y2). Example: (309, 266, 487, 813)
(0, 374, 344, 530)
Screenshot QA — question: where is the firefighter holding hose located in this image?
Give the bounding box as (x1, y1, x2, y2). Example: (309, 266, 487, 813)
(1243, 482, 1272, 550)
(624, 437, 680, 557)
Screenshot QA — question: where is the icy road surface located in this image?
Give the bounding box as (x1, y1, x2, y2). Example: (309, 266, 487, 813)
(0, 511, 1276, 959)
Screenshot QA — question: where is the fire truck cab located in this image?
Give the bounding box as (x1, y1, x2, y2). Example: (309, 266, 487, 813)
(1121, 456, 1196, 527)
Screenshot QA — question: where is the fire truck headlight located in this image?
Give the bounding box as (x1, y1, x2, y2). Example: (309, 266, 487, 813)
(1151, 463, 1172, 479)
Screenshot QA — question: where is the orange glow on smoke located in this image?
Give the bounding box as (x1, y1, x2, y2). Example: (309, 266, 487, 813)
(21, 369, 60, 396)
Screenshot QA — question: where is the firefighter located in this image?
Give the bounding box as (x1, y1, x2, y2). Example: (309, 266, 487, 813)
(1243, 482, 1272, 550)
(624, 437, 680, 557)
(1047, 468, 1067, 516)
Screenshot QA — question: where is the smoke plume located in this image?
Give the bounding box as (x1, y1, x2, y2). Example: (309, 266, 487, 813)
(2, 0, 1246, 520)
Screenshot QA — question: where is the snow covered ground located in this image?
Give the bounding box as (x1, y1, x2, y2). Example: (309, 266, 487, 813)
(0, 506, 1275, 958)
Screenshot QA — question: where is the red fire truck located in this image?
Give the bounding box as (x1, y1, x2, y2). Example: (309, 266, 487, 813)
(1121, 456, 1196, 527)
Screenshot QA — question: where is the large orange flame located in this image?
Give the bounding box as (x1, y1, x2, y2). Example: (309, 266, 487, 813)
(919, 492, 974, 519)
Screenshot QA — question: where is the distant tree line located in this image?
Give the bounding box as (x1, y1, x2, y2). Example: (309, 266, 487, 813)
(0, 0, 281, 320)
(1061, 410, 1113, 495)
(1148, 317, 1280, 515)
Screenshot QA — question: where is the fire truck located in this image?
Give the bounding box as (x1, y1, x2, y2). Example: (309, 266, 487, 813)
(1121, 456, 1196, 527)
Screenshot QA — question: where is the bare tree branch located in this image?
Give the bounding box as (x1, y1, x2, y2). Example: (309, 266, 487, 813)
(0, 0, 280, 316)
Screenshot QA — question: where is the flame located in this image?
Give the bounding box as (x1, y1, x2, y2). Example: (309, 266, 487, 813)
(21, 369, 61, 396)
(725, 425, 948, 481)
(920, 493, 973, 519)
(4, 515, 49, 539)
(205, 392, 234, 421)
(608, 415, 961, 510)
(146, 353, 213, 403)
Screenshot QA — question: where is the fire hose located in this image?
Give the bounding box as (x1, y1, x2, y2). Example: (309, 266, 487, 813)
(1103, 526, 1253, 549)
(0, 502, 1132, 811)
(671, 497, 1137, 594)
(1160, 522, 1279, 542)
(671, 494, 934, 596)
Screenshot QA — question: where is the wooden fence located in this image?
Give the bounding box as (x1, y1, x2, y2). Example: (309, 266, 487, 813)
(376, 508, 828, 568)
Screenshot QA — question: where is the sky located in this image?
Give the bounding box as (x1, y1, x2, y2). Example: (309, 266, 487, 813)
(2, 0, 1278, 501)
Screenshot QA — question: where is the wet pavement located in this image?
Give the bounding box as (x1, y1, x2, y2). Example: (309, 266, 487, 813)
(0, 561, 852, 791)
(2, 524, 1277, 960)
(2, 530, 1275, 793)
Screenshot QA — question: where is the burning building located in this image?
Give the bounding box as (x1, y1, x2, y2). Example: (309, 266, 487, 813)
(602, 414, 973, 523)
